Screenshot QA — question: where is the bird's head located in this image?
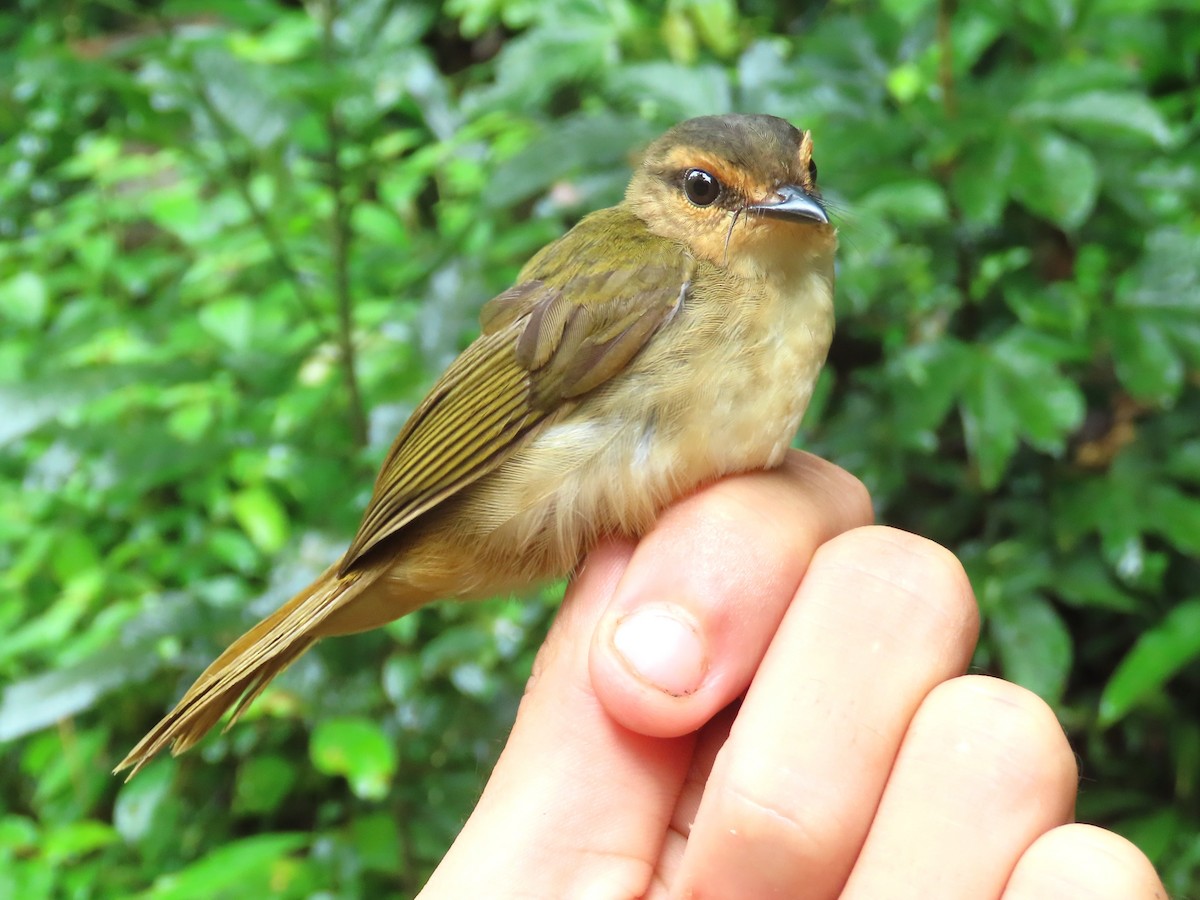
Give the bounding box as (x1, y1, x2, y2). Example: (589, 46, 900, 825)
(626, 114, 835, 280)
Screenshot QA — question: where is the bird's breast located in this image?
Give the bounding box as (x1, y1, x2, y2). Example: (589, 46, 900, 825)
(458, 260, 835, 582)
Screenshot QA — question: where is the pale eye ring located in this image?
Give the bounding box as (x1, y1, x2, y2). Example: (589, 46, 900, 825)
(683, 168, 721, 206)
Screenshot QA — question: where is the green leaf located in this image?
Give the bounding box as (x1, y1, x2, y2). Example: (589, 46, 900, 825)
(1145, 485, 1200, 556)
(1119, 229, 1200, 314)
(1016, 91, 1173, 147)
(147, 833, 309, 900)
(0, 363, 204, 446)
(1011, 129, 1099, 229)
(606, 62, 732, 120)
(233, 754, 298, 815)
(0, 649, 148, 741)
(685, 0, 741, 58)
(881, 0, 937, 26)
(1108, 313, 1186, 402)
(1107, 228, 1200, 402)
(192, 46, 296, 149)
(347, 813, 403, 875)
(50, 529, 102, 588)
(352, 202, 409, 246)
(1114, 807, 1185, 866)
(895, 340, 972, 436)
(959, 351, 1019, 489)
(420, 621, 495, 675)
(230, 487, 290, 554)
(228, 13, 317, 64)
(0, 271, 49, 326)
(957, 329, 1086, 486)
(1018, 0, 1076, 31)
(0, 374, 117, 447)
(989, 592, 1073, 703)
(474, 14, 616, 112)
(993, 331, 1086, 452)
(662, 6, 699, 64)
(42, 821, 118, 862)
(859, 180, 949, 226)
(1165, 439, 1200, 484)
(1100, 599, 1200, 727)
(976, 248, 1035, 304)
(310, 716, 396, 800)
(113, 760, 177, 844)
(1054, 555, 1138, 613)
(951, 136, 1016, 227)
(0, 815, 38, 850)
(486, 112, 657, 207)
(206, 528, 261, 574)
(197, 297, 256, 353)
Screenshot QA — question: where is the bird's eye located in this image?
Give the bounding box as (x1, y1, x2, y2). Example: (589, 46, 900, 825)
(807, 159, 818, 183)
(683, 168, 721, 206)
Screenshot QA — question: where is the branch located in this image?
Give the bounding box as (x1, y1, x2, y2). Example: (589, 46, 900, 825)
(322, 0, 369, 449)
(936, 0, 972, 308)
(937, 0, 958, 119)
(151, 11, 330, 336)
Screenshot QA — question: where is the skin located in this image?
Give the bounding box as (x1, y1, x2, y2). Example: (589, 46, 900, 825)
(117, 114, 837, 775)
(421, 453, 1167, 900)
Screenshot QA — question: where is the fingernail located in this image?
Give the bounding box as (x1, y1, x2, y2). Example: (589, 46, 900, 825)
(612, 605, 707, 696)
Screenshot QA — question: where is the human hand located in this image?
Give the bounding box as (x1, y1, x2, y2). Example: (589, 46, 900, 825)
(420, 452, 1165, 899)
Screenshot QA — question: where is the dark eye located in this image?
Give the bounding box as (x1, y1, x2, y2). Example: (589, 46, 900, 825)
(683, 168, 721, 206)
(808, 159, 818, 183)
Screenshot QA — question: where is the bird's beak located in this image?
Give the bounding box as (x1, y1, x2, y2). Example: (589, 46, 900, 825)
(750, 185, 829, 224)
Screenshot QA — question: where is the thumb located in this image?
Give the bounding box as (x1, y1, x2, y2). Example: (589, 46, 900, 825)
(420, 538, 689, 898)
(589, 451, 872, 738)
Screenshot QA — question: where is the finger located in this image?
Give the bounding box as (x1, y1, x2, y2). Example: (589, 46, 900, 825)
(675, 527, 980, 899)
(646, 703, 738, 897)
(841, 676, 1079, 900)
(1002, 824, 1167, 899)
(422, 538, 688, 898)
(590, 451, 873, 739)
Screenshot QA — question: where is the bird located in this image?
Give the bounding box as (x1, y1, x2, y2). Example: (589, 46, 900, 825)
(116, 113, 836, 777)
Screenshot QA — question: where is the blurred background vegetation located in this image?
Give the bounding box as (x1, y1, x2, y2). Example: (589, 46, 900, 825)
(1, 0, 1197, 895)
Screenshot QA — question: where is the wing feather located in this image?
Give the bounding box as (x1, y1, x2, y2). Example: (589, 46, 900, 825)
(338, 207, 691, 574)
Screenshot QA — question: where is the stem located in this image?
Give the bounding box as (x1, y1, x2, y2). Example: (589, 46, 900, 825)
(57, 717, 87, 804)
(937, 0, 958, 119)
(322, 0, 369, 449)
(152, 12, 329, 335)
(936, 0, 972, 306)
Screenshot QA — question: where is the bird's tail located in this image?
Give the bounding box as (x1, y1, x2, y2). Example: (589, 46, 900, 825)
(114, 563, 382, 779)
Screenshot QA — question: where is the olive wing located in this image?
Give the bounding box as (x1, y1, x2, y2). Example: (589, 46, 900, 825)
(339, 219, 690, 574)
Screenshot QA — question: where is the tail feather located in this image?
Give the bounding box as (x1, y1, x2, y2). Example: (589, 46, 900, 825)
(115, 564, 379, 779)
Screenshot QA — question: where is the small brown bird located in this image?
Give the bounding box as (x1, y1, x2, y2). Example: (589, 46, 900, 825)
(116, 113, 836, 776)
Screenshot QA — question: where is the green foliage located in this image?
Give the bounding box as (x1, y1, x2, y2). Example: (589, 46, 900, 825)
(1, 0, 1197, 895)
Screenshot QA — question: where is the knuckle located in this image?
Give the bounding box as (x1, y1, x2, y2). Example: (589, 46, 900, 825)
(712, 747, 852, 871)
